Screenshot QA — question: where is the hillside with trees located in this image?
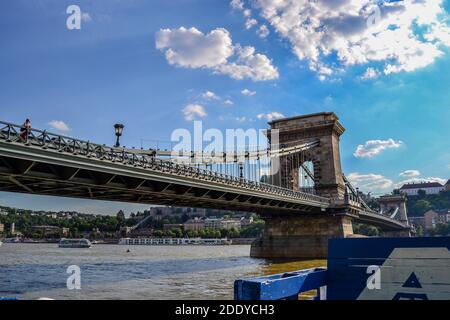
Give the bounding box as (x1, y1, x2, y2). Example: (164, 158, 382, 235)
(404, 190, 450, 216)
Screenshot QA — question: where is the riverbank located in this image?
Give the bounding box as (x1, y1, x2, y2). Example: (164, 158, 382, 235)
(2, 237, 256, 245)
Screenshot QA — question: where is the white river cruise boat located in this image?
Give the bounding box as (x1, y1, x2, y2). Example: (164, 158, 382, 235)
(59, 238, 92, 248)
(118, 237, 232, 245)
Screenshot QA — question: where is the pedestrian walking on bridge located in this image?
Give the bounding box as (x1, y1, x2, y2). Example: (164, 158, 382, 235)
(20, 118, 31, 141)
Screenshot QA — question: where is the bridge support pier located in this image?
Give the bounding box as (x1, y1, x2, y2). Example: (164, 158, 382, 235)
(250, 214, 354, 259)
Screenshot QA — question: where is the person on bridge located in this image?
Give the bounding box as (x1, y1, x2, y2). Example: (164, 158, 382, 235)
(20, 119, 31, 141)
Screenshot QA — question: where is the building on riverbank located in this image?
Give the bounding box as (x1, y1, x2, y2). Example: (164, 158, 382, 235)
(399, 182, 444, 196)
(31, 225, 70, 237)
(424, 209, 450, 230)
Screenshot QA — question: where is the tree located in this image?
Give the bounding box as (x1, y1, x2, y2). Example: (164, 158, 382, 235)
(153, 230, 163, 237)
(171, 228, 183, 238)
(415, 225, 424, 237)
(413, 200, 432, 215)
(116, 210, 125, 223)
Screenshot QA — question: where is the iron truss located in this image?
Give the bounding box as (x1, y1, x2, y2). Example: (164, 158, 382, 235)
(0, 121, 329, 214)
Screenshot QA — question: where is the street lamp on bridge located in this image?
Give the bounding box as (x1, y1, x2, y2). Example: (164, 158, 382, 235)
(114, 123, 124, 147)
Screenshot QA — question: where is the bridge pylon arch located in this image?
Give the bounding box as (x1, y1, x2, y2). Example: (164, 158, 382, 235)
(267, 112, 346, 200)
(251, 112, 353, 259)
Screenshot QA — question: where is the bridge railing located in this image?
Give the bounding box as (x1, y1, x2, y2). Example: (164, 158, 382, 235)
(0, 121, 330, 205)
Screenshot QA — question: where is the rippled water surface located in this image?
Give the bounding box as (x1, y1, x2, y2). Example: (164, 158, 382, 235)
(0, 243, 325, 300)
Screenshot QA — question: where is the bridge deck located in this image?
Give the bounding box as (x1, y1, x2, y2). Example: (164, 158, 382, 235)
(0, 121, 329, 214)
(0, 120, 408, 231)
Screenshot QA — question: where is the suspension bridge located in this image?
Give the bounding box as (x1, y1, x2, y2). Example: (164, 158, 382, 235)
(0, 112, 411, 258)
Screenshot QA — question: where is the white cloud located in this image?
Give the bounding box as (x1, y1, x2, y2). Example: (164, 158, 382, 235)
(354, 139, 403, 158)
(251, 0, 450, 79)
(224, 99, 234, 106)
(48, 120, 70, 132)
(399, 170, 421, 178)
(241, 88, 256, 96)
(257, 112, 285, 121)
(214, 45, 279, 81)
(202, 91, 219, 100)
(182, 104, 207, 121)
(235, 116, 247, 122)
(155, 27, 278, 81)
(347, 172, 393, 193)
(360, 67, 380, 80)
(245, 18, 258, 29)
(230, 0, 244, 11)
(257, 25, 270, 38)
(156, 27, 233, 68)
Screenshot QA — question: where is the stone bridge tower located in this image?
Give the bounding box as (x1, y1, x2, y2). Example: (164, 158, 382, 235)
(251, 112, 354, 259)
(378, 194, 411, 237)
(267, 112, 346, 200)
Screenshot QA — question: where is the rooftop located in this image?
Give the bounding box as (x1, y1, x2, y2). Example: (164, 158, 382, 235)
(399, 182, 444, 189)
(268, 112, 338, 125)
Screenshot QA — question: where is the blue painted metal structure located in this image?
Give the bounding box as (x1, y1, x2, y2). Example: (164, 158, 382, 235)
(235, 237, 450, 300)
(234, 268, 327, 300)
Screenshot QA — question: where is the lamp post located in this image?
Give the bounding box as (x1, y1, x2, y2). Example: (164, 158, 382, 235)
(114, 123, 124, 147)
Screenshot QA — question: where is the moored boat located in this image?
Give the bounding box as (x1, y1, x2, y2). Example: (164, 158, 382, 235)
(59, 238, 92, 248)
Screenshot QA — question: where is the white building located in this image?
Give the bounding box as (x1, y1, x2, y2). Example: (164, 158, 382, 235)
(399, 182, 444, 196)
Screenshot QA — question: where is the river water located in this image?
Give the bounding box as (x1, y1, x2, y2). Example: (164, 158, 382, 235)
(0, 243, 325, 300)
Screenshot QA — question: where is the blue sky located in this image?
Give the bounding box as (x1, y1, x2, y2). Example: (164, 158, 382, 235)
(0, 0, 449, 214)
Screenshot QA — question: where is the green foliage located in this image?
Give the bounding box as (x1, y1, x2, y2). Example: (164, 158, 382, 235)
(406, 190, 450, 216)
(0, 205, 266, 239)
(429, 222, 450, 236)
(353, 223, 380, 236)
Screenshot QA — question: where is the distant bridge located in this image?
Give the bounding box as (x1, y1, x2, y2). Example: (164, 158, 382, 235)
(0, 113, 411, 258)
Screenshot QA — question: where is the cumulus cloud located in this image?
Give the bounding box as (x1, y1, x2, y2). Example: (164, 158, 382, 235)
(399, 170, 421, 178)
(347, 172, 393, 193)
(257, 25, 270, 38)
(245, 18, 258, 29)
(360, 67, 380, 80)
(48, 120, 70, 132)
(241, 88, 256, 96)
(202, 91, 219, 100)
(182, 104, 207, 121)
(257, 112, 285, 121)
(224, 99, 234, 106)
(230, 0, 244, 11)
(156, 27, 233, 68)
(354, 139, 403, 158)
(155, 27, 278, 81)
(251, 0, 450, 79)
